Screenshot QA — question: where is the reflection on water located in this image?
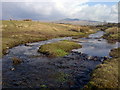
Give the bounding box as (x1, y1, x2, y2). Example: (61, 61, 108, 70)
(88, 31, 104, 38)
(4, 31, 118, 58)
(73, 31, 119, 57)
(6, 37, 72, 57)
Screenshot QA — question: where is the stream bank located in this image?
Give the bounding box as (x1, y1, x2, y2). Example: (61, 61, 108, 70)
(2, 31, 119, 88)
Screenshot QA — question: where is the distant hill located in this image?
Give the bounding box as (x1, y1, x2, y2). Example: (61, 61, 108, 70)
(63, 18, 80, 21)
(54, 18, 107, 26)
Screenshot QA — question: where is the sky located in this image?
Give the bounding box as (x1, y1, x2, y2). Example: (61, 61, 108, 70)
(1, 0, 119, 22)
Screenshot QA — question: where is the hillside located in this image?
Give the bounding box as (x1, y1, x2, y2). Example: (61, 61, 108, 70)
(1, 20, 95, 57)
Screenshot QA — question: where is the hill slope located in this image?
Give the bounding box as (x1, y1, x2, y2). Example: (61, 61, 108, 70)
(1, 20, 95, 56)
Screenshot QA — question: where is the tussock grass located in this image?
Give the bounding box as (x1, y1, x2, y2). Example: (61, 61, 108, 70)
(38, 40, 82, 57)
(103, 27, 120, 43)
(105, 27, 118, 34)
(86, 58, 119, 88)
(109, 48, 120, 58)
(2, 20, 94, 57)
(86, 48, 120, 89)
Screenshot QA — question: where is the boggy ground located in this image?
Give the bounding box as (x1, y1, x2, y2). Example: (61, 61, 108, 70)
(1, 20, 95, 57)
(86, 48, 120, 89)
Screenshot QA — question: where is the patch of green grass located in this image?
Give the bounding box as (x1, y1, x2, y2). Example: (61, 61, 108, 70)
(86, 48, 119, 89)
(38, 40, 82, 57)
(55, 49, 68, 57)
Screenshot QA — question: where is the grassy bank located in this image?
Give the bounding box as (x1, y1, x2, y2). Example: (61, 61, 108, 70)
(38, 40, 82, 57)
(1, 20, 95, 57)
(102, 27, 120, 43)
(86, 48, 120, 89)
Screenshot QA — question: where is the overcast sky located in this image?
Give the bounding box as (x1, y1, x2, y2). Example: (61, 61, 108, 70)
(1, 0, 119, 22)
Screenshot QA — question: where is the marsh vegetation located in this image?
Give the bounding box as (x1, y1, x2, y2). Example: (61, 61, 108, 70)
(1, 20, 119, 89)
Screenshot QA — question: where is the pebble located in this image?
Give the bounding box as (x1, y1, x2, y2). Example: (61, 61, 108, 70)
(93, 58, 97, 61)
(100, 59, 104, 62)
(6, 50, 9, 54)
(24, 43, 30, 46)
(104, 56, 109, 60)
(6, 47, 9, 49)
(11, 68, 15, 71)
(98, 39, 102, 41)
(87, 56, 93, 60)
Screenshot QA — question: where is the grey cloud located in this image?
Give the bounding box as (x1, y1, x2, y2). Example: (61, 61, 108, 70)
(2, 2, 66, 20)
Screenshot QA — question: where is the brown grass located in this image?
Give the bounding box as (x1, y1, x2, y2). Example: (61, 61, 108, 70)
(103, 27, 120, 43)
(1, 20, 95, 57)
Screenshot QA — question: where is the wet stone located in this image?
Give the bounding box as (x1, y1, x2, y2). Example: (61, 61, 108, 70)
(87, 56, 94, 60)
(13, 82, 19, 86)
(100, 58, 104, 62)
(57, 65, 70, 69)
(104, 56, 109, 60)
(6, 50, 10, 54)
(11, 67, 15, 71)
(24, 43, 34, 47)
(98, 39, 102, 41)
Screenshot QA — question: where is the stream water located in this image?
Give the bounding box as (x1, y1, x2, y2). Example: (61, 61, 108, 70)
(2, 31, 119, 88)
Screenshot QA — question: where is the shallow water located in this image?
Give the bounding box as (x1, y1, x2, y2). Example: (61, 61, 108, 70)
(2, 31, 119, 88)
(72, 31, 118, 57)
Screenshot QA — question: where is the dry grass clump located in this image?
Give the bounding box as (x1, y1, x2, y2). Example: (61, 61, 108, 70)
(105, 27, 118, 34)
(86, 58, 119, 88)
(109, 48, 120, 58)
(103, 27, 120, 43)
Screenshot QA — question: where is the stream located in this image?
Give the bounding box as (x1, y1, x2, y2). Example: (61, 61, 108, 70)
(2, 31, 119, 88)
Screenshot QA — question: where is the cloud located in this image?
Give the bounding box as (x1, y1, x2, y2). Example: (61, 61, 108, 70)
(71, 4, 118, 22)
(2, 1, 118, 22)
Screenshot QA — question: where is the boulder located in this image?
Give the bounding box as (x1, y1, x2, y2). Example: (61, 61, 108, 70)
(88, 56, 93, 60)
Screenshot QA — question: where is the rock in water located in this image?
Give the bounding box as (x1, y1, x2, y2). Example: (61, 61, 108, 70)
(98, 39, 102, 41)
(88, 56, 93, 60)
(11, 68, 15, 71)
